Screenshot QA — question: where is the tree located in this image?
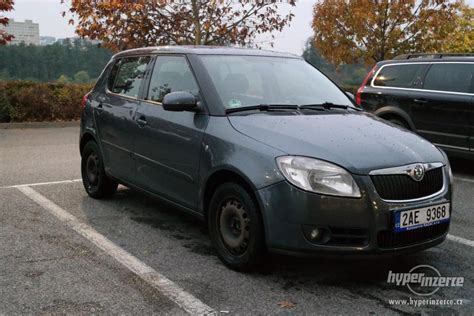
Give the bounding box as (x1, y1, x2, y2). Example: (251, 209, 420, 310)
(302, 38, 369, 87)
(62, 0, 295, 52)
(441, 3, 474, 53)
(302, 38, 335, 77)
(312, 0, 466, 65)
(56, 75, 71, 84)
(0, 0, 14, 45)
(0, 40, 113, 82)
(74, 70, 91, 83)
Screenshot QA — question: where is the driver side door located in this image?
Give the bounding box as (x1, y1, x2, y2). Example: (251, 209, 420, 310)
(133, 55, 208, 210)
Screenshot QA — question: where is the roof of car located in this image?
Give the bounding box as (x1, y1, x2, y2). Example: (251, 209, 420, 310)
(377, 54, 474, 66)
(113, 45, 301, 59)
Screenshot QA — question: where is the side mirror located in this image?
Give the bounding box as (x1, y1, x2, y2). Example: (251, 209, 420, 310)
(345, 91, 355, 101)
(162, 91, 197, 112)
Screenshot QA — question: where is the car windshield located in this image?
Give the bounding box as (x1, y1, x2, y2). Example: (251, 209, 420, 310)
(199, 55, 354, 110)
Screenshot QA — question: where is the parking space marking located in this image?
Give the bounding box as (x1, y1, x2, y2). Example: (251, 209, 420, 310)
(447, 234, 474, 248)
(17, 186, 216, 315)
(0, 179, 82, 189)
(454, 176, 474, 184)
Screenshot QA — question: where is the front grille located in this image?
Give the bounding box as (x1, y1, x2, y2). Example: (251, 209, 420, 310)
(378, 223, 449, 249)
(371, 167, 443, 200)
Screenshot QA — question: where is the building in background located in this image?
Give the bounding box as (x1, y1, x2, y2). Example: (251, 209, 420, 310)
(40, 36, 56, 46)
(0, 19, 40, 45)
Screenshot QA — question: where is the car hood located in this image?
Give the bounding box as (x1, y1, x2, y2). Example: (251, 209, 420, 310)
(228, 112, 445, 175)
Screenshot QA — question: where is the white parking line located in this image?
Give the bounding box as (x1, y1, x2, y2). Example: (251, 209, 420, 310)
(17, 186, 215, 315)
(447, 234, 474, 247)
(454, 176, 474, 184)
(0, 179, 82, 189)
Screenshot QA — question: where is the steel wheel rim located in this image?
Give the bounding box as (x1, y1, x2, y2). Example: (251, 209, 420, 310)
(86, 152, 99, 186)
(218, 199, 250, 255)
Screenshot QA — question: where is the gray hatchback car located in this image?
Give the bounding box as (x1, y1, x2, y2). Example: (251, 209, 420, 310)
(80, 46, 453, 270)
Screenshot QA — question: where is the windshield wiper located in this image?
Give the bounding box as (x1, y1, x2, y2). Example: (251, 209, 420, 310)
(300, 102, 362, 111)
(226, 104, 299, 114)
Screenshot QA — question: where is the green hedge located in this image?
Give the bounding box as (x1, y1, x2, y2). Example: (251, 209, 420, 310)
(0, 81, 93, 123)
(0, 81, 361, 123)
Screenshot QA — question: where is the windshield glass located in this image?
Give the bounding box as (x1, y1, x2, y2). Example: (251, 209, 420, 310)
(199, 55, 353, 110)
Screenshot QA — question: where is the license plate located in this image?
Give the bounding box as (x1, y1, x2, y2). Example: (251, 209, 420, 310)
(394, 203, 450, 232)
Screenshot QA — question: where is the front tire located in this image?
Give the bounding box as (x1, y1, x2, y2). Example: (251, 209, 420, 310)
(81, 141, 118, 199)
(208, 182, 265, 271)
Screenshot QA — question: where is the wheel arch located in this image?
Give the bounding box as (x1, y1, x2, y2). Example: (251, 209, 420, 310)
(200, 167, 262, 220)
(79, 131, 98, 155)
(374, 106, 416, 131)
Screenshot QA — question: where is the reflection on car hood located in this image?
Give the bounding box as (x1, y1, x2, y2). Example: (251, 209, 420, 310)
(228, 112, 445, 175)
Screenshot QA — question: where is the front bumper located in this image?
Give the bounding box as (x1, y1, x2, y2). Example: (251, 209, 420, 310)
(257, 168, 451, 255)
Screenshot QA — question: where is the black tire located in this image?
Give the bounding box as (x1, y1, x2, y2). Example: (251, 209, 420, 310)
(208, 182, 265, 271)
(81, 141, 118, 199)
(388, 117, 409, 129)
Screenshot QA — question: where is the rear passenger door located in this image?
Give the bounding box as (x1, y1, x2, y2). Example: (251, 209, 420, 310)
(95, 56, 151, 182)
(415, 62, 473, 151)
(133, 55, 208, 210)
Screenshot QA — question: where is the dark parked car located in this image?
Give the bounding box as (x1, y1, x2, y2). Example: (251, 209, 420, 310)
(80, 47, 452, 271)
(356, 53, 474, 159)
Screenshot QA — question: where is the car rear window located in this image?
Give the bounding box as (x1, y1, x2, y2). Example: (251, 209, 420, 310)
(373, 64, 426, 88)
(423, 63, 474, 94)
(108, 56, 151, 98)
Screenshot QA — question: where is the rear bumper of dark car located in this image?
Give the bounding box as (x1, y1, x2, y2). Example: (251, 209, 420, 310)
(257, 169, 451, 256)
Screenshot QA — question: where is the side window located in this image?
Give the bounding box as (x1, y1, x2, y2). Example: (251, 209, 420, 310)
(147, 55, 199, 103)
(423, 63, 474, 94)
(373, 64, 426, 88)
(108, 56, 150, 98)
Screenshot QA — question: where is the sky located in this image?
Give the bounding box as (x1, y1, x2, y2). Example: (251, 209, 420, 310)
(5, 0, 473, 56)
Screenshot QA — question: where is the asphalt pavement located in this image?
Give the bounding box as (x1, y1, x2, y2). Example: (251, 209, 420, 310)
(0, 126, 473, 314)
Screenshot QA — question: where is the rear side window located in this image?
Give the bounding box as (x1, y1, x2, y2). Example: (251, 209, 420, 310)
(423, 63, 474, 94)
(147, 55, 199, 103)
(108, 56, 151, 98)
(373, 64, 426, 88)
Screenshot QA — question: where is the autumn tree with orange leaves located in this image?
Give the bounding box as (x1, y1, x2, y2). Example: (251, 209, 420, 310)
(312, 0, 469, 65)
(0, 0, 14, 45)
(62, 0, 295, 52)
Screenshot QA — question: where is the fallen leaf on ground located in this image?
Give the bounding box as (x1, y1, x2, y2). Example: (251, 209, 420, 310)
(277, 300, 296, 309)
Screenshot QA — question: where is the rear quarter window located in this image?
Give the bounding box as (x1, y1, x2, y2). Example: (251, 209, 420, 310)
(423, 63, 474, 94)
(107, 56, 151, 98)
(373, 64, 426, 88)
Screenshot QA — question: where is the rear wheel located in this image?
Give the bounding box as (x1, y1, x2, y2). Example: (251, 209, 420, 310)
(81, 141, 118, 198)
(387, 117, 409, 129)
(208, 182, 265, 271)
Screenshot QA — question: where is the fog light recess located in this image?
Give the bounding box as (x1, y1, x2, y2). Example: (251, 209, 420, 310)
(302, 225, 331, 244)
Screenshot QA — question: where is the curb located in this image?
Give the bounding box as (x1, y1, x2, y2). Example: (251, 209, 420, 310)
(0, 121, 80, 129)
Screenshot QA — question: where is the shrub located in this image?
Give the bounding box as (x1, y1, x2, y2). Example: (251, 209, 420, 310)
(0, 81, 93, 123)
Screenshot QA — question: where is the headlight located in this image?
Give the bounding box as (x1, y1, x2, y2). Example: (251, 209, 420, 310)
(276, 156, 361, 198)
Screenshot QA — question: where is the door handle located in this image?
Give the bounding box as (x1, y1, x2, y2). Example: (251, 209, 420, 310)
(96, 103, 104, 114)
(137, 115, 147, 127)
(413, 98, 428, 104)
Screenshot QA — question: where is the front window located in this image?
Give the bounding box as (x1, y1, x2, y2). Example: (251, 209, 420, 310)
(199, 55, 352, 109)
(147, 55, 199, 103)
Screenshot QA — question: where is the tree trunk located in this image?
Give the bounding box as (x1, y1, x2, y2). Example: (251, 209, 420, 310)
(191, 0, 202, 45)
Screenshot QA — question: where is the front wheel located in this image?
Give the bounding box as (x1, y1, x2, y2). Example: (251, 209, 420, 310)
(81, 141, 118, 199)
(208, 182, 265, 271)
